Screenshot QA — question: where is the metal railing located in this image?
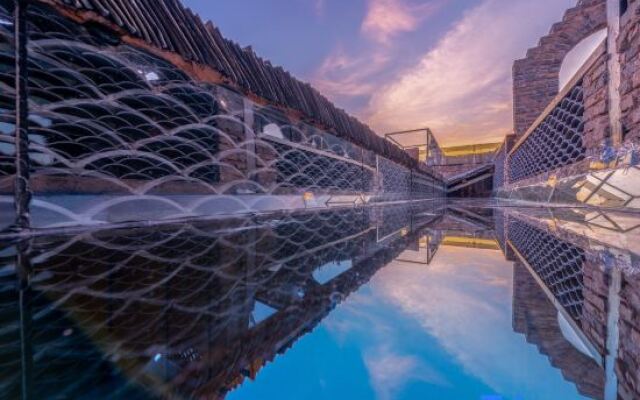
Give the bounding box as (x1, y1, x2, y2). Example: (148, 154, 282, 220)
(383, 128, 442, 165)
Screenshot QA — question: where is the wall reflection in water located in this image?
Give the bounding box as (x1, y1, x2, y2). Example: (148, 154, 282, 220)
(0, 201, 638, 400)
(0, 201, 443, 399)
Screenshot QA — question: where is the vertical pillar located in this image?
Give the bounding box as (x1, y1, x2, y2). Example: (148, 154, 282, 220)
(409, 169, 413, 200)
(500, 144, 507, 190)
(604, 264, 621, 400)
(360, 148, 366, 197)
(375, 155, 380, 196)
(502, 134, 516, 188)
(16, 240, 32, 400)
(425, 129, 430, 166)
(243, 99, 256, 173)
(14, 0, 31, 229)
(607, 0, 623, 146)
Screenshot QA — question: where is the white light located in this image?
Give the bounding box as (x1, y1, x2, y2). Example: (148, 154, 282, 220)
(313, 260, 352, 284)
(153, 354, 162, 362)
(0, 143, 15, 156)
(137, 69, 159, 82)
(28, 114, 52, 128)
(268, 263, 282, 272)
(145, 72, 159, 82)
(559, 29, 607, 91)
(0, 122, 14, 135)
(250, 301, 277, 327)
(263, 123, 283, 139)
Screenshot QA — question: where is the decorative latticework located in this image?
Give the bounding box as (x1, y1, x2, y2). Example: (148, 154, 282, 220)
(508, 219, 585, 322)
(378, 157, 410, 196)
(0, 1, 443, 229)
(493, 143, 506, 190)
(377, 156, 443, 201)
(5, 0, 415, 168)
(508, 82, 586, 182)
(494, 209, 506, 251)
(270, 141, 373, 192)
(0, 202, 442, 399)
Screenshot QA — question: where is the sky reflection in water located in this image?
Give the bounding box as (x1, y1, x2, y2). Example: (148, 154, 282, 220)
(230, 246, 587, 400)
(4, 203, 635, 400)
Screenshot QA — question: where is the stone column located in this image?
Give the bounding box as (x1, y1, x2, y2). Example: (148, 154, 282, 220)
(618, 0, 640, 146)
(607, 0, 623, 146)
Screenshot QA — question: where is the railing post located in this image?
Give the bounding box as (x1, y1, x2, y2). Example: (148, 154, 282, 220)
(243, 99, 256, 182)
(14, 0, 31, 230)
(504, 144, 511, 186)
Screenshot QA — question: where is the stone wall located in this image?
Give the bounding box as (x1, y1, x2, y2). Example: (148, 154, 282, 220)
(618, 259, 640, 400)
(582, 256, 610, 357)
(512, 261, 605, 398)
(499, 0, 640, 209)
(498, 44, 628, 206)
(513, 0, 607, 136)
(506, 209, 640, 399)
(582, 44, 611, 156)
(619, 0, 640, 145)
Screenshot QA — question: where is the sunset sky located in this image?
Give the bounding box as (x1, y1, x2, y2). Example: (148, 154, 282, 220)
(183, 0, 576, 146)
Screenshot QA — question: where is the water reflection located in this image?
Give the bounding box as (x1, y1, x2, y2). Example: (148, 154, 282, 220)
(1, 201, 638, 400)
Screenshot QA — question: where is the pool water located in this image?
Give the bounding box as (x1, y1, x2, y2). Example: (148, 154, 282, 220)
(0, 201, 638, 400)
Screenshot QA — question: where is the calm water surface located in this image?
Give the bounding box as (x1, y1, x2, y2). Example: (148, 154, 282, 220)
(1, 202, 638, 400)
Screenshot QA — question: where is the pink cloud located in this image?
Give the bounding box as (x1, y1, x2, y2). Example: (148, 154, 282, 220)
(366, 246, 581, 398)
(362, 0, 444, 44)
(364, 348, 450, 400)
(363, 0, 576, 146)
(314, 0, 326, 18)
(312, 1, 444, 105)
(312, 46, 391, 100)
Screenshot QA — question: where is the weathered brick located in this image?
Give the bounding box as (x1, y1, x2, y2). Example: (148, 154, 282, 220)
(620, 0, 640, 144)
(513, 0, 607, 136)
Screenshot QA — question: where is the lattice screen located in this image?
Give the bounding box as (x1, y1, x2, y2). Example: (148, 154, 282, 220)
(508, 219, 585, 322)
(0, 1, 443, 229)
(508, 83, 586, 182)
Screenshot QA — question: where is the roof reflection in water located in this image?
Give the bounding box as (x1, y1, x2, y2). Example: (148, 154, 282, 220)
(0, 201, 639, 400)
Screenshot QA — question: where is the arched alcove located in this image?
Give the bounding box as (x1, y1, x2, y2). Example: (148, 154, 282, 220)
(559, 28, 607, 91)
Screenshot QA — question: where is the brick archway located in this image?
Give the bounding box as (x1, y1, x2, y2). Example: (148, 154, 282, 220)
(512, 0, 607, 136)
